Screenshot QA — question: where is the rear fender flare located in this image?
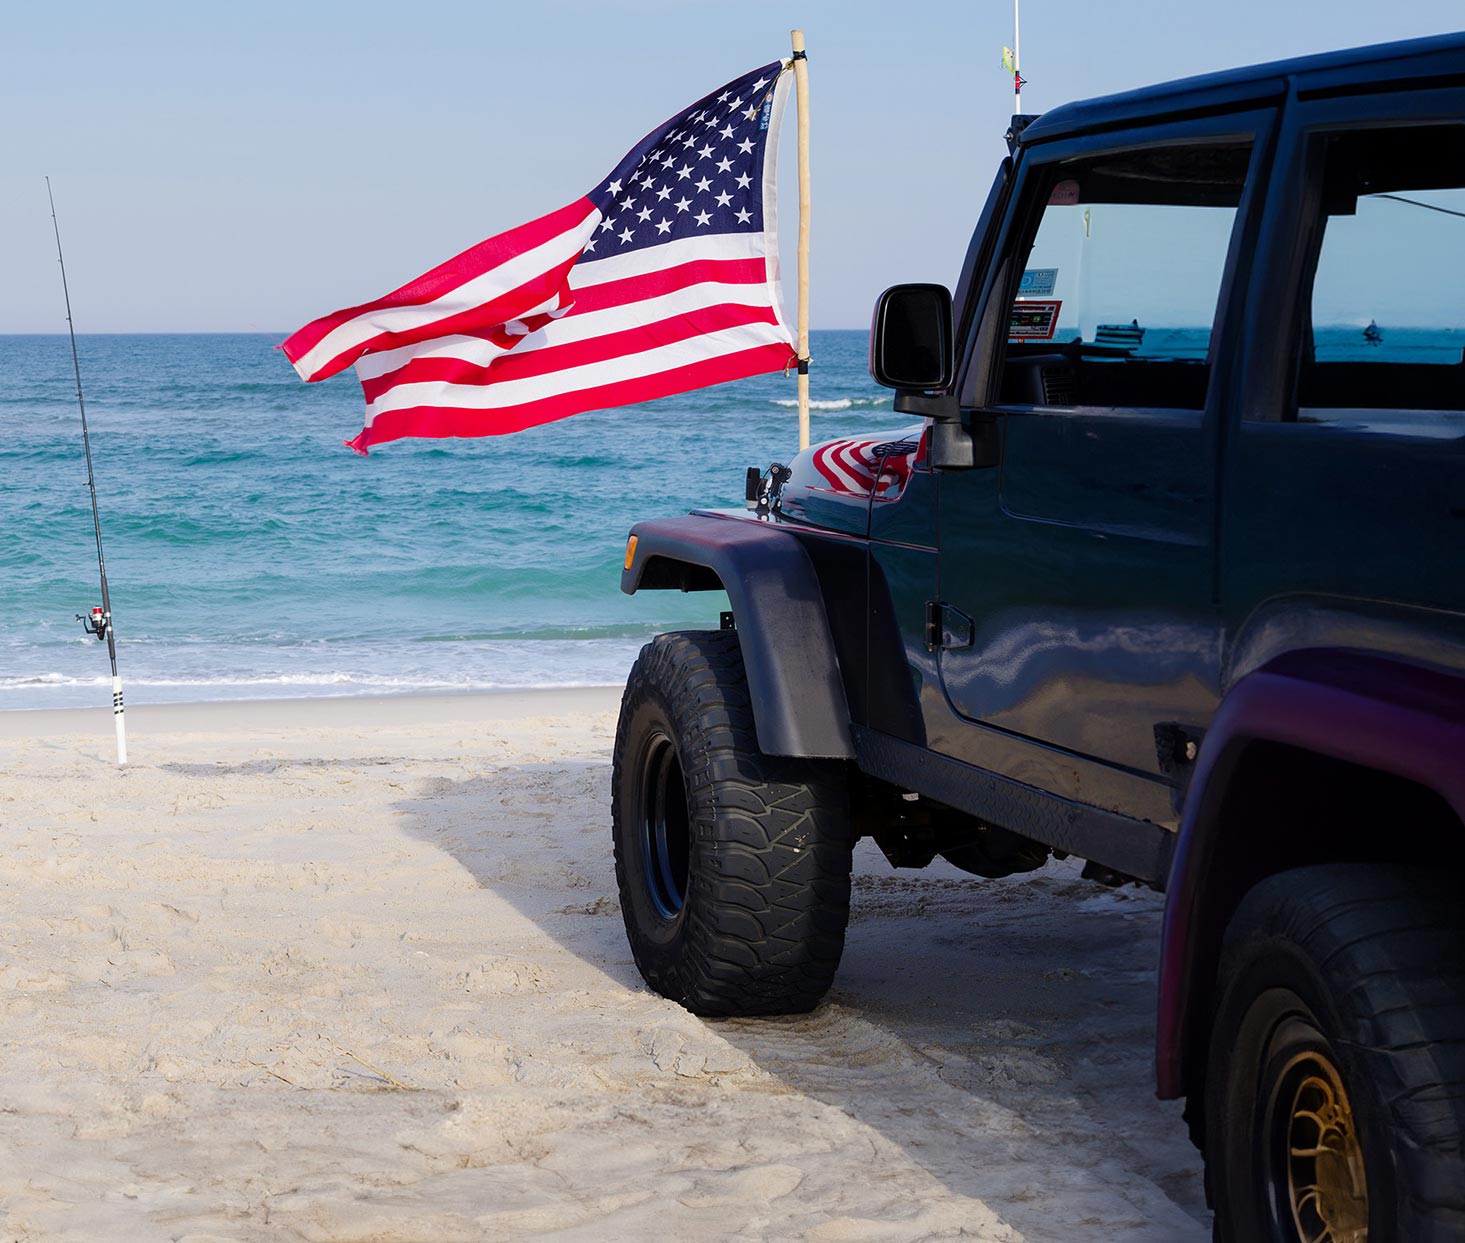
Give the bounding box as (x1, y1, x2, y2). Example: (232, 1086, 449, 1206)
(1156, 649, 1465, 1099)
(621, 516, 855, 759)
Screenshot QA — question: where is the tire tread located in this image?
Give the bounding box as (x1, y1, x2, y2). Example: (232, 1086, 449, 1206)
(1208, 865, 1465, 1239)
(612, 629, 852, 1016)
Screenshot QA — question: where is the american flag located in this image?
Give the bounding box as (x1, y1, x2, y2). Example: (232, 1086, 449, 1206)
(282, 60, 795, 454)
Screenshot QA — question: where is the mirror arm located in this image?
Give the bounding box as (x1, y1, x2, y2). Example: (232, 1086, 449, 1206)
(892, 390, 958, 420)
(893, 391, 1000, 472)
(894, 390, 978, 470)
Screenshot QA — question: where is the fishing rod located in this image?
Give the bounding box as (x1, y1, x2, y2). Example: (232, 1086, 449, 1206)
(46, 177, 127, 767)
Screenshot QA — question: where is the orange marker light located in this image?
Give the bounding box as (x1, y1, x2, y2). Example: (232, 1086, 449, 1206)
(623, 534, 638, 570)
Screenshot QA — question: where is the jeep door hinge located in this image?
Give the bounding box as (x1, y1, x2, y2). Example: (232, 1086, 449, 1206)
(925, 601, 974, 652)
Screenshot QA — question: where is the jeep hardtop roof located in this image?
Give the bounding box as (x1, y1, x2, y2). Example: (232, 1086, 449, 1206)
(1020, 31, 1465, 145)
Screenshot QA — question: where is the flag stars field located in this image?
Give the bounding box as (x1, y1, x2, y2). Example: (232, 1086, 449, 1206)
(589, 82, 775, 254)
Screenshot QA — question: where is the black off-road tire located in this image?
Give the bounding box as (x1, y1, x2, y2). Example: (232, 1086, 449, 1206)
(611, 629, 853, 1016)
(1204, 865, 1465, 1243)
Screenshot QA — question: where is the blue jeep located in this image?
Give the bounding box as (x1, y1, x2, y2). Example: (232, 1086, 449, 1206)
(614, 32, 1465, 1242)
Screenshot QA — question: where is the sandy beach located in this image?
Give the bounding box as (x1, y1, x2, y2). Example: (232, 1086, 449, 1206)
(0, 690, 1208, 1241)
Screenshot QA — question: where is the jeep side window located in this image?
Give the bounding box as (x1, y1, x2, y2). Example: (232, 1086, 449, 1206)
(995, 142, 1252, 412)
(1295, 125, 1465, 424)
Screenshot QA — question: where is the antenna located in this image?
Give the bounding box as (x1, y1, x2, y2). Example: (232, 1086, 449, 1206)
(1014, 0, 1022, 112)
(46, 178, 128, 767)
(1002, 3, 1029, 115)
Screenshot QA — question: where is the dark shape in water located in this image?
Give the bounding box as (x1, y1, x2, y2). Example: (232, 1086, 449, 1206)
(1364, 319, 1383, 344)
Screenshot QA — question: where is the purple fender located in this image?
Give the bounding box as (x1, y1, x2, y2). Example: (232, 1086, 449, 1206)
(1156, 648, 1465, 1099)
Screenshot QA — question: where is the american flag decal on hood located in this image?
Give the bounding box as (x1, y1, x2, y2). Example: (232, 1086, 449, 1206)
(810, 435, 922, 500)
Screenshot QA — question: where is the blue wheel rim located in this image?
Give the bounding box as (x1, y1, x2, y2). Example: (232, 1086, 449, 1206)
(640, 731, 690, 920)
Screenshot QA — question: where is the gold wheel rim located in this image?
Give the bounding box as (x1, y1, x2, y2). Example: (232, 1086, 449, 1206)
(1283, 1053, 1368, 1243)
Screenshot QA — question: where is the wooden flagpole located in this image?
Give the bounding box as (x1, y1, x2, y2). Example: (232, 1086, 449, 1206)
(791, 29, 811, 451)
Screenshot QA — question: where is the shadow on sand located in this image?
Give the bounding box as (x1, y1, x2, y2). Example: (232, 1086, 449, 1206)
(394, 757, 1210, 1240)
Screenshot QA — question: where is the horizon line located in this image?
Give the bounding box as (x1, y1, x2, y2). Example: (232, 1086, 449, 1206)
(0, 326, 875, 336)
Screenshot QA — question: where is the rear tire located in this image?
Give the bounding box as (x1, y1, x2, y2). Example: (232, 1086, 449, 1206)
(1204, 865, 1465, 1243)
(612, 629, 853, 1016)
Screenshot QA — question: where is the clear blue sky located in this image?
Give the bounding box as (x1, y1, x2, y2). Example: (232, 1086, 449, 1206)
(3, 0, 1460, 333)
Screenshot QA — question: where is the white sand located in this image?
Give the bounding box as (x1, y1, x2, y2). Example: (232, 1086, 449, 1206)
(0, 691, 1208, 1242)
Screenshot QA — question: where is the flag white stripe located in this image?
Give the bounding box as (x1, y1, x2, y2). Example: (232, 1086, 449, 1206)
(352, 280, 572, 382)
(291, 207, 602, 380)
(356, 276, 780, 383)
(353, 235, 769, 381)
(760, 70, 794, 342)
(818, 450, 868, 493)
(365, 320, 788, 417)
(501, 277, 778, 351)
(354, 333, 508, 382)
(816, 440, 882, 493)
(572, 230, 767, 288)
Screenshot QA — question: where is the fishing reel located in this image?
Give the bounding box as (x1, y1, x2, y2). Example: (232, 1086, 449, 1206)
(76, 606, 109, 642)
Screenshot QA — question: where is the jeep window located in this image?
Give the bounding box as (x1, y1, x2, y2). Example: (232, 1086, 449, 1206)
(994, 142, 1252, 413)
(1295, 125, 1465, 426)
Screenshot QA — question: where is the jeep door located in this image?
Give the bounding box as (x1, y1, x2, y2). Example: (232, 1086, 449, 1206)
(932, 113, 1276, 814)
(1223, 84, 1465, 679)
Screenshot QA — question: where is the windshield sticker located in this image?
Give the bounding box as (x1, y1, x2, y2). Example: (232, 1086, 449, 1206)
(1009, 299, 1062, 341)
(1018, 268, 1058, 297)
(1048, 179, 1081, 206)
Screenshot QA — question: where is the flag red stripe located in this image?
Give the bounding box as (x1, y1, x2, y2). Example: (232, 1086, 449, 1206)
(570, 255, 769, 314)
(280, 199, 596, 375)
(356, 254, 773, 396)
(359, 301, 779, 403)
(291, 256, 582, 384)
(346, 341, 794, 453)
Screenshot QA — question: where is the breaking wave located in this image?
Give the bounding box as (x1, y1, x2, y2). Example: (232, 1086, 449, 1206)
(768, 396, 889, 410)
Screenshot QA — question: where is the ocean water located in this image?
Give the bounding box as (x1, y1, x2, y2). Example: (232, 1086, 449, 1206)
(1065, 324, 1465, 364)
(5, 324, 1455, 713)
(0, 330, 894, 710)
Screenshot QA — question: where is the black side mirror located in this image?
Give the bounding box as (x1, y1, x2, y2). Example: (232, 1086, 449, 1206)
(869, 283, 954, 391)
(869, 283, 979, 470)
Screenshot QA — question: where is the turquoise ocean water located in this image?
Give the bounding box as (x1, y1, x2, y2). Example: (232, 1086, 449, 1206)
(4, 325, 1455, 712)
(0, 329, 893, 710)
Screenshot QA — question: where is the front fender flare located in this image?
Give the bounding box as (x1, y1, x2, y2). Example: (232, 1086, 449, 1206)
(622, 515, 855, 759)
